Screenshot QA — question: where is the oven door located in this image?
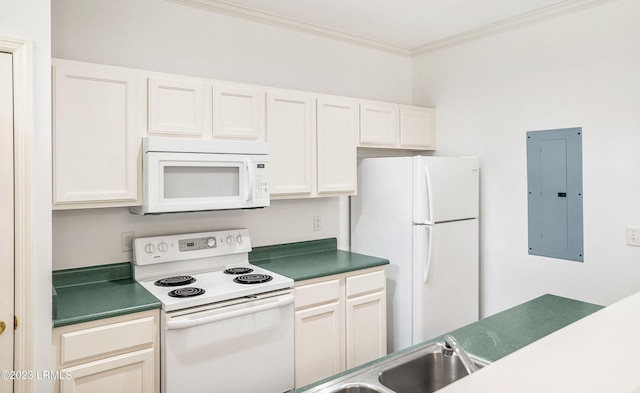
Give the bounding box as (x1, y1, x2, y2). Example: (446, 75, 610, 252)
(161, 291, 294, 393)
(144, 152, 254, 213)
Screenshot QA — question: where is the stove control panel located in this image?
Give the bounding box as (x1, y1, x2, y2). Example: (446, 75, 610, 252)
(133, 229, 251, 266)
(179, 236, 218, 252)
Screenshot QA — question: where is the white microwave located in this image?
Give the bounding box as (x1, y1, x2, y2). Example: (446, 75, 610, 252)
(131, 137, 269, 214)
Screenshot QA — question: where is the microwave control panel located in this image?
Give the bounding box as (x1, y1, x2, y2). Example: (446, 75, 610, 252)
(253, 161, 269, 204)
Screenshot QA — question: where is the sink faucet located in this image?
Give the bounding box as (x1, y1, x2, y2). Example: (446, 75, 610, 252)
(443, 335, 479, 374)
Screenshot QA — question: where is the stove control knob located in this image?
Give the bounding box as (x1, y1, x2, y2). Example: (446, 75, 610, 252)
(158, 242, 169, 253)
(144, 243, 155, 254)
(226, 235, 235, 245)
(236, 234, 243, 244)
(206, 237, 217, 248)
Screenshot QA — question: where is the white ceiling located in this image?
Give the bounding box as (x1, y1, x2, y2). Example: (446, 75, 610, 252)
(171, 0, 616, 55)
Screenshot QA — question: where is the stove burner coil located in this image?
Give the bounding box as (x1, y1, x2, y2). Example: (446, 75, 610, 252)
(154, 275, 196, 287)
(233, 274, 273, 285)
(168, 287, 206, 298)
(223, 267, 254, 275)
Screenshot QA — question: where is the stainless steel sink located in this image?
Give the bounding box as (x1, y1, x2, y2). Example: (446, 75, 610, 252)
(328, 384, 386, 393)
(378, 347, 486, 393)
(305, 340, 490, 393)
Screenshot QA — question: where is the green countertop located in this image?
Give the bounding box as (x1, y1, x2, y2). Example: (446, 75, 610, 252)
(52, 238, 384, 327)
(52, 262, 161, 328)
(294, 293, 603, 392)
(250, 238, 389, 281)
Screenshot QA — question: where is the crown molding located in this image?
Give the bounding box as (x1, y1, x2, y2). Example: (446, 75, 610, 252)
(166, 0, 413, 57)
(167, 0, 618, 58)
(412, 0, 620, 55)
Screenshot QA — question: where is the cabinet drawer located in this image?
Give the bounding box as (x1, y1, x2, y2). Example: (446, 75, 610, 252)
(346, 270, 385, 298)
(295, 279, 340, 309)
(58, 316, 155, 366)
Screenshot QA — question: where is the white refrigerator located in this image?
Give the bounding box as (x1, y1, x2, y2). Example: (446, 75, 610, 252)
(351, 156, 479, 353)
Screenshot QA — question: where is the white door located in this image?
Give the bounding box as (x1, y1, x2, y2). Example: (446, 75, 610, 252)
(316, 97, 357, 195)
(414, 156, 479, 224)
(0, 51, 14, 392)
(412, 220, 479, 344)
(266, 91, 314, 197)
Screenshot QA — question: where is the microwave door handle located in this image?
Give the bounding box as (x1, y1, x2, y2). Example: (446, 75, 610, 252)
(244, 159, 253, 202)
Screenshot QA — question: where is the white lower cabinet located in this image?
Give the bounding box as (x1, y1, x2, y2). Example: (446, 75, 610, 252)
(52, 310, 159, 393)
(293, 267, 386, 388)
(294, 301, 343, 386)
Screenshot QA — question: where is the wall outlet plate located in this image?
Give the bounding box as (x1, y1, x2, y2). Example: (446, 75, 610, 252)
(121, 231, 135, 252)
(626, 227, 640, 247)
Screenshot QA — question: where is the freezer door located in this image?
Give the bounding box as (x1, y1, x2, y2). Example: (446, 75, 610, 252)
(412, 220, 479, 344)
(413, 156, 479, 224)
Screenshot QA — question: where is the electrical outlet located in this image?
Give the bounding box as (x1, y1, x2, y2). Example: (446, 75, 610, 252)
(313, 216, 322, 232)
(121, 231, 135, 252)
(626, 227, 640, 247)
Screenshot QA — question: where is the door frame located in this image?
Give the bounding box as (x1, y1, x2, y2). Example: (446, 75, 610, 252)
(0, 37, 35, 393)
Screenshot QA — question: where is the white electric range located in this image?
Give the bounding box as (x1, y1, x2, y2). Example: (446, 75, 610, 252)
(133, 229, 294, 393)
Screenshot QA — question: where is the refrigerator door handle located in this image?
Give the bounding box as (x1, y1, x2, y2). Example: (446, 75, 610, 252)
(424, 226, 434, 284)
(424, 163, 434, 224)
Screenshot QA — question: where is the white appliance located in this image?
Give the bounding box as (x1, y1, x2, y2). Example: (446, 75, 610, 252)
(351, 156, 479, 353)
(131, 137, 270, 215)
(133, 229, 294, 393)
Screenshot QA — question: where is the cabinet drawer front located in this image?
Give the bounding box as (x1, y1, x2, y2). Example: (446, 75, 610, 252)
(346, 270, 385, 298)
(59, 316, 155, 366)
(295, 279, 340, 309)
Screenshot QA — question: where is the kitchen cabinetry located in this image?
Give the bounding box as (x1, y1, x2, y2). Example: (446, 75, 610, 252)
(344, 270, 387, 369)
(147, 75, 206, 137)
(52, 59, 142, 209)
(359, 101, 436, 150)
(52, 310, 159, 393)
(267, 90, 315, 197)
(146, 74, 265, 141)
(267, 91, 358, 199)
(316, 96, 358, 195)
(293, 267, 386, 388)
(51, 58, 435, 209)
(213, 81, 265, 141)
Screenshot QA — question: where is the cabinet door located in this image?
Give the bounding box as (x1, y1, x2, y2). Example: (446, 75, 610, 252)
(345, 291, 387, 369)
(267, 91, 315, 197)
(213, 83, 265, 141)
(316, 97, 357, 195)
(359, 102, 398, 146)
(400, 106, 436, 149)
(60, 349, 155, 393)
(53, 61, 139, 206)
(147, 77, 205, 136)
(294, 302, 343, 388)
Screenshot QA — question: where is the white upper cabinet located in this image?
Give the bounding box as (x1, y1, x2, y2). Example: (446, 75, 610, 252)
(400, 105, 436, 149)
(359, 101, 399, 147)
(316, 96, 357, 195)
(267, 90, 315, 197)
(267, 92, 358, 199)
(213, 82, 265, 141)
(52, 59, 436, 208)
(147, 76, 206, 137)
(52, 59, 141, 208)
(359, 101, 436, 150)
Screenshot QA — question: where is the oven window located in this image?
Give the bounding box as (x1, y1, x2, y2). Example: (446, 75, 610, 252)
(164, 166, 240, 198)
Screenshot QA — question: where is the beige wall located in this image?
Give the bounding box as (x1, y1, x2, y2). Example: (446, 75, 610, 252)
(50, 0, 414, 269)
(412, 0, 640, 314)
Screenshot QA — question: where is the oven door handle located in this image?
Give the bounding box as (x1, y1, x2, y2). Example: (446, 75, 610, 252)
(166, 294, 294, 330)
